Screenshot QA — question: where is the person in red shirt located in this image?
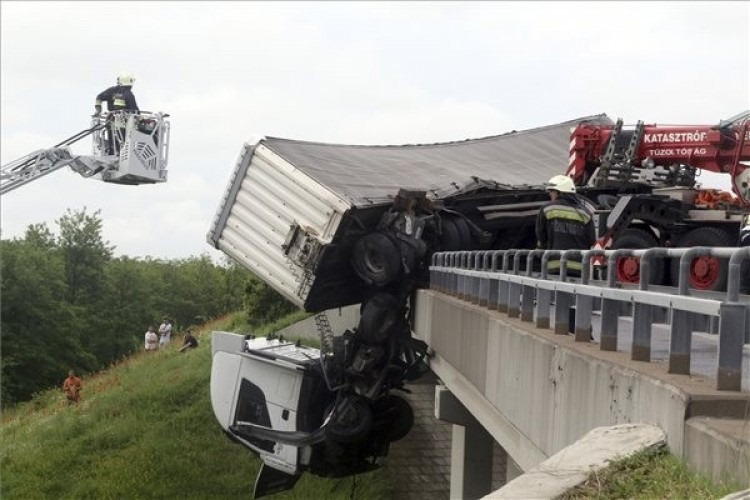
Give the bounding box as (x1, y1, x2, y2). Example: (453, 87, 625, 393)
(63, 370, 82, 404)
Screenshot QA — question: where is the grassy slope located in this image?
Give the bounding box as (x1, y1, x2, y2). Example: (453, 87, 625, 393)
(3, 311, 740, 499)
(1, 314, 390, 499)
(562, 446, 738, 499)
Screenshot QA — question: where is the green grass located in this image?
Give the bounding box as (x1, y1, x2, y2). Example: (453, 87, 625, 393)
(562, 446, 739, 499)
(1, 314, 390, 499)
(5, 310, 739, 499)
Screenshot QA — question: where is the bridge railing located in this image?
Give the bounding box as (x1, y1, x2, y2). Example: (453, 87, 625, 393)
(429, 247, 750, 391)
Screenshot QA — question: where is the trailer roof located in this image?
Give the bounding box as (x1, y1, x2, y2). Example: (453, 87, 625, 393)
(260, 114, 613, 206)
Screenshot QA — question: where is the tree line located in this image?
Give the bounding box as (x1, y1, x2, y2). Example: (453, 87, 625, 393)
(1, 208, 295, 406)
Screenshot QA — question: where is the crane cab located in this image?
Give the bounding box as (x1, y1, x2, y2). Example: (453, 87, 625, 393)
(91, 111, 170, 185)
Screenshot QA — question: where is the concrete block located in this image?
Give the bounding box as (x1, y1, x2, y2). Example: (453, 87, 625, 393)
(484, 423, 666, 499)
(684, 417, 750, 487)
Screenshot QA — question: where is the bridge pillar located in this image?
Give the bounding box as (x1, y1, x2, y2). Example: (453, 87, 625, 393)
(435, 385, 493, 500)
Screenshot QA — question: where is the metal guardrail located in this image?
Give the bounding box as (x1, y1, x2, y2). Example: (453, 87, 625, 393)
(430, 247, 750, 391)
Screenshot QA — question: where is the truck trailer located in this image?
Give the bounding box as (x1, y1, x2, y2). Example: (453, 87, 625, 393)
(206, 114, 616, 497)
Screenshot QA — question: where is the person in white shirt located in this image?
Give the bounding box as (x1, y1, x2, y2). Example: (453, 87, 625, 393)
(158, 318, 172, 347)
(144, 326, 158, 351)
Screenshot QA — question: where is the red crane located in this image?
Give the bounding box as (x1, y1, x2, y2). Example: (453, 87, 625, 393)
(564, 112, 750, 290)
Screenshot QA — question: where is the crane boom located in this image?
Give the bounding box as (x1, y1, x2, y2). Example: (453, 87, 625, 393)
(567, 111, 750, 206)
(1, 111, 170, 195)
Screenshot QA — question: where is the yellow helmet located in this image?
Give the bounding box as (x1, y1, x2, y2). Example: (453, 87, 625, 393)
(546, 174, 576, 194)
(117, 71, 135, 86)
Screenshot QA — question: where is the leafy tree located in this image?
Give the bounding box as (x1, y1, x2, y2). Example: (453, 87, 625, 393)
(0, 240, 94, 405)
(24, 222, 56, 250)
(56, 207, 114, 305)
(0, 208, 270, 405)
(244, 276, 297, 328)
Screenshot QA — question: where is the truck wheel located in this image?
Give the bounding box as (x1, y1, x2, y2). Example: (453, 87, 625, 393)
(360, 293, 401, 344)
(612, 228, 665, 285)
(671, 227, 734, 291)
(373, 395, 414, 442)
(440, 218, 462, 251)
(454, 217, 472, 249)
(325, 396, 372, 443)
(352, 233, 401, 286)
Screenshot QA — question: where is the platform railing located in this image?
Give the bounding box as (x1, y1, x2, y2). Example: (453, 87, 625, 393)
(430, 247, 750, 391)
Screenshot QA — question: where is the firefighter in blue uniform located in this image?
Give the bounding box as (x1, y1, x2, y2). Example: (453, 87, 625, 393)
(95, 71, 139, 113)
(535, 174, 595, 275)
(94, 72, 139, 155)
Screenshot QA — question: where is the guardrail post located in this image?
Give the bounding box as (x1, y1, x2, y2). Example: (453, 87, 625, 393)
(554, 291, 572, 335)
(668, 248, 692, 374)
(478, 252, 490, 307)
(461, 254, 474, 300)
(430, 253, 438, 290)
(600, 250, 630, 351)
(487, 251, 503, 311)
(521, 250, 543, 322)
(535, 288, 552, 329)
(574, 293, 593, 342)
(599, 298, 619, 351)
(497, 250, 514, 313)
(508, 251, 528, 318)
(471, 252, 487, 305)
(668, 309, 691, 374)
(717, 302, 746, 391)
(631, 301, 652, 360)
(727, 247, 750, 344)
(467, 253, 477, 303)
(440, 252, 452, 294)
(632, 248, 665, 361)
(458, 252, 469, 300)
(553, 250, 580, 335)
(449, 253, 459, 296)
(437, 252, 449, 293)
(572, 250, 595, 342)
(540, 251, 560, 331)
(464, 252, 473, 302)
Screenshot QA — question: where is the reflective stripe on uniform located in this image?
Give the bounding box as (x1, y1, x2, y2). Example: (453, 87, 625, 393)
(543, 207, 591, 223)
(113, 97, 126, 108)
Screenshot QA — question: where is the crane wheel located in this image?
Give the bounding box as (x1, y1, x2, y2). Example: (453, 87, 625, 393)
(612, 228, 665, 285)
(671, 227, 734, 291)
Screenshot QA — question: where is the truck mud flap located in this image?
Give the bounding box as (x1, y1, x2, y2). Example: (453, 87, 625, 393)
(253, 462, 301, 499)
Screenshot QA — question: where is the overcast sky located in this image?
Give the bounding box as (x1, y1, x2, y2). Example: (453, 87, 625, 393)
(2, 1, 748, 261)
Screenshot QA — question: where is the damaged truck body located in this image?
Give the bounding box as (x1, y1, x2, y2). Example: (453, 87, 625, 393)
(206, 114, 613, 497)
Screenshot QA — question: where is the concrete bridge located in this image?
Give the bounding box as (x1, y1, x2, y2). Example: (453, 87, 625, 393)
(279, 247, 750, 498)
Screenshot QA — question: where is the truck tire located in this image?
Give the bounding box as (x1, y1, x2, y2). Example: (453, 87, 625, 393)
(612, 228, 665, 285)
(360, 293, 401, 344)
(325, 396, 372, 443)
(440, 218, 462, 251)
(372, 395, 414, 443)
(671, 227, 734, 291)
(351, 233, 401, 286)
(454, 217, 472, 249)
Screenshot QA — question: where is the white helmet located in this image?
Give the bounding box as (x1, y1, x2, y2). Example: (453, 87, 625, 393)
(546, 174, 576, 194)
(117, 71, 135, 86)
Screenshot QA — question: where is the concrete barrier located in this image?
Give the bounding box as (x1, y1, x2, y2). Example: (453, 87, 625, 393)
(414, 289, 750, 486)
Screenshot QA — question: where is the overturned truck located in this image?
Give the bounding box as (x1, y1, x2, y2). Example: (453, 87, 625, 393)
(206, 114, 612, 497)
